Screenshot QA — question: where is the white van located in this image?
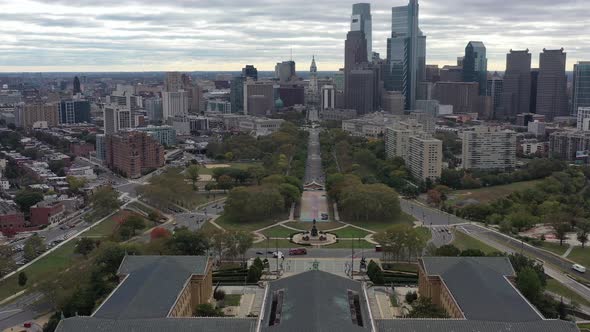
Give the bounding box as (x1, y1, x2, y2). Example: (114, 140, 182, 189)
(572, 264, 586, 273)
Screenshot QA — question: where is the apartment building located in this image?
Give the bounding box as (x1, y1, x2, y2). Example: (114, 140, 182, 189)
(462, 126, 516, 170)
(105, 131, 165, 179)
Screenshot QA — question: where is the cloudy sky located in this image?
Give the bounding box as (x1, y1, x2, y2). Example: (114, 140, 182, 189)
(0, 0, 588, 72)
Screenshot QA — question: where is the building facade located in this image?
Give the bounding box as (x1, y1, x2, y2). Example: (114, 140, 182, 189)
(22, 103, 59, 128)
(501, 50, 532, 119)
(105, 131, 165, 179)
(134, 125, 177, 147)
(462, 126, 516, 170)
(573, 62, 590, 115)
(351, 3, 372, 63)
(103, 105, 132, 135)
(462, 41, 487, 95)
(432, 81, 479, 114)
(536, 49, 568, 120)
(162, 91, 189, 120)
(59, 99, 91, 124)
(550, 130, 590, 161)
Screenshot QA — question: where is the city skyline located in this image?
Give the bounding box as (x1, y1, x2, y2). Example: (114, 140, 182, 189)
(0, 0, 588, 72)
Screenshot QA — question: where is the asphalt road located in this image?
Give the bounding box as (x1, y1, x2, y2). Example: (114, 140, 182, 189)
(304, 128, 325, 185)
(400, 199, 463, 226)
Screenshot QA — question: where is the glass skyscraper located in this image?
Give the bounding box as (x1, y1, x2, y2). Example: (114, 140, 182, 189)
(351, 3, 372, 63)
(573, 62, 590, 115)
(463, 41, 487, 96)
(386, 0, 425, 110)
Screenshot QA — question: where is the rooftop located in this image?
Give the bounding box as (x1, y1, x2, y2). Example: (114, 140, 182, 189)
(420, 257, 542, 322)
(93, 256, 209, 320)
(376, 319, 579, 332)
(56, 317, 256, 332)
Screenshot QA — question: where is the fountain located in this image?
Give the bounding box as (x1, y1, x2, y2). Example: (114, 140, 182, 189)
(292, 220, 337, 246)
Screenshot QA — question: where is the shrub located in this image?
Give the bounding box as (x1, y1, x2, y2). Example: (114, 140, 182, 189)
(405, 291, 418, 304)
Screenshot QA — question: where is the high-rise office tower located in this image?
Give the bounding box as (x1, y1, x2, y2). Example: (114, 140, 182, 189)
(463, 41, 487, 95)
(573, 62, 590, 114)
(530, 68, 539, 113)
(230, 76, 245, 113)
(486, 72, 503, 119)
(275, 61, 297, 82)
(536, 48, 568, 120)
(73, 76, 82, 95)
(351, 3, 372, 63)
(242, 65, 258, 81)
(344, 31, 367, 72)
(164, 72, 182, 92)
(386, 0, 425, 110)
(501, 49, 532, 119)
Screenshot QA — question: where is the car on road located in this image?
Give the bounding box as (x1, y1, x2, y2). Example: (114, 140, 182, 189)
(272, 251, 284, 259)
(255, 251, 264, 255)
(573, 264, 586, 273)
(321, 213, 328, 221)
(289, 248, 307, 255)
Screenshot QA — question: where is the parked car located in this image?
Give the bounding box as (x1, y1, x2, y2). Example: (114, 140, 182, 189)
(321, 213, 329, 221)
(375, 245, 383, 252)
(572, 264, 586, 273)
(289, 248, 307, 255)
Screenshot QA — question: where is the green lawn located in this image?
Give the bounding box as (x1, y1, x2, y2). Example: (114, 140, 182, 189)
(324, 239, 375, 249)
(452, 230, 499, 255)
(83, 217, 119, 238)
(200, 220, 222, 233)
(186, 193, 225, 209)
(329, 226, 371, 239)
(261, 226, 300, 238)
(345, 212, 416, 233)
(535, 242, 569, 256)
(199, 162, 262, 175)
(0, 240, 80, 300)
(224, 294, 242, 307)
(546, 279, 590, 307)
(214, 214, 286, 232)
(567, 246, 590, 268)
(449, 179, 543, 205)
(126, 201, 156, 216)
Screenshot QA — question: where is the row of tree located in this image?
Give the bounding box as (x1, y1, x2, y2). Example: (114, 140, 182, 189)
(373, 224, 430, 262)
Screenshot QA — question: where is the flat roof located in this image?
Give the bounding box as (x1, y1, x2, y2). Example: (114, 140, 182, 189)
(376, 319, 579, 332)
(56, 317, 256, 332)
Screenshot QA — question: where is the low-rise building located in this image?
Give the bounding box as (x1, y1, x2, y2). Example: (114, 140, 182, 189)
(238, 117, 284, 136)
(30, 200, 66, 227)
(66, 166, 97, 180)
(319, 108, 357, 122)
(0, 201, 25, 235)
(549, 130, 590, 161)
(134, 125, 177, 147)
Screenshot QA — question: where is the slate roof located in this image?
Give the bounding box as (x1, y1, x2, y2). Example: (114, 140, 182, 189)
(55, 317, 257, 332)
(93, 256, 209, 320)
(421, 257, 542, 322)
(376, 319, 580, 332)
(261, 270, 371, 332)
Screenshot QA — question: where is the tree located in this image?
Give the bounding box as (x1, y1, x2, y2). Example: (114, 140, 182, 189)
(150, 227, 172, 241)
(553, 220, 570, 246)
(217, 175, 233, 192)
(516, 267, 543, 302)
(185, 165, 200, 191)
(120, 215, 146, 237)
(18, 272, 27, 287)
(75, 238, 96, 257)
(148, 210, 163, 223)
(459, 249, 486, 257)
(194, 303, 224, 317)
(48, 160, 66, 177)
(224, 186, 285, 223)
(509, 253, 547, 287)
(67, 176, 86, 194)
(577, 221, 590, 248)
(0, 245, 16, 277)
(407, 297, 449, 318)
(89, 186, 121, 219)
(435, 244, 460, 257)
(166, 228, 209, 255)
(24, 234, 46, 261)
(15, 190, 44, 213)
(426, 189, 442, 206)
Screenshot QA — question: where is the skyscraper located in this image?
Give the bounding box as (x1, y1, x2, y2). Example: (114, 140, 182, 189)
(486, 72, 503, 119)
(344, 31, 373, 114)
(573, 62, 590, 114)
(306, 56, 319, 107)
(501, 49, 532, 119)
(462, 41, 487, 95)
(73, 76, 82, 95)
(230, 76, 245, 113)
(536, 48, 568, 120)
(275, 61, 296, 82)
(351, 3, 372, 63)
(242, 65, 258, 81)
(386, 0, 425, 110)
(164, 72, 182, 92)
(59, 99, 91, 124)
(344, 31, 367, 72)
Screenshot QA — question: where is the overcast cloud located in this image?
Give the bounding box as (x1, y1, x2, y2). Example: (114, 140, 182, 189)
(0, 0, 588, 72)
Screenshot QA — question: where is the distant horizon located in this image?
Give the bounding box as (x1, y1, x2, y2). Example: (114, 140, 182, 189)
(1, 0, 587, 72)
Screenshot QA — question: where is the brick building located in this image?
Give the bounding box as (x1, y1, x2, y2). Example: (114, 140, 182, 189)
(0, 201, 26, 235)
(105, 131, 165, 179)
(30, 201, 66, 227)
(70, 141, 95, 157)
(21, 103, 59, 128)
